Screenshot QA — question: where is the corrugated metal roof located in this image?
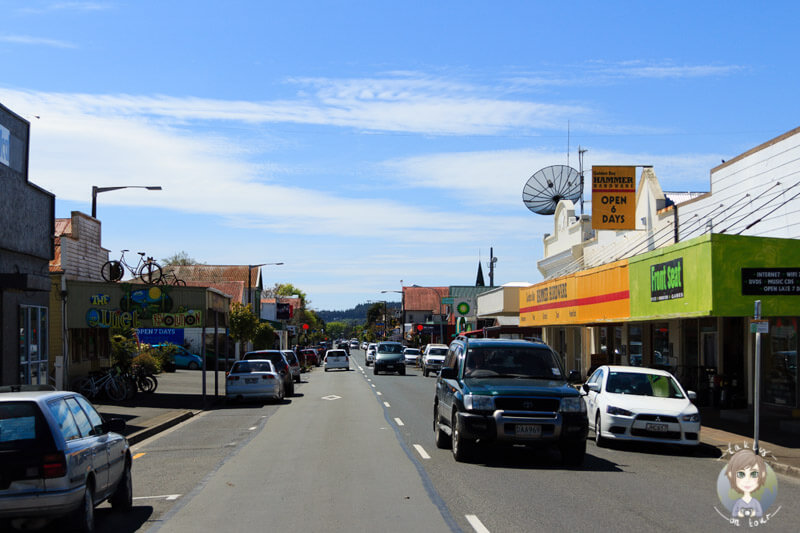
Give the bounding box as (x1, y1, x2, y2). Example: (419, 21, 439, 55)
(179, 280, 246, 304)
(168, 265, 259, 286)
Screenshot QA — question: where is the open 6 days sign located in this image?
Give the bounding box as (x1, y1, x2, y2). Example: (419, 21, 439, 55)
(592, 166, 636, 230)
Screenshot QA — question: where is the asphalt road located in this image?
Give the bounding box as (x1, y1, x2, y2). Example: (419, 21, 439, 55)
(55, 349, 800, 533)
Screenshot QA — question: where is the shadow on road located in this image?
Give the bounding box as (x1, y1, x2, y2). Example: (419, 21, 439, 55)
(473, 443, 626, 472)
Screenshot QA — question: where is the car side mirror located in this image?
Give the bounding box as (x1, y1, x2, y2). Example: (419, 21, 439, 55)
(687, 390, 697, 402)
(104, 417, 126, 434)
(439, 367, 457, 379)
(582, 382, 600, 393)
(567, 370, 582, 384)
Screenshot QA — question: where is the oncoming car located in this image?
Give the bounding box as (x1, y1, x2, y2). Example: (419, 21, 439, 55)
(582, 365, 700, 449)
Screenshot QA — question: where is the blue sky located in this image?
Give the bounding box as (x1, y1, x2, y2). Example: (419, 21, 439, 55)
(2, 1, 799, 310)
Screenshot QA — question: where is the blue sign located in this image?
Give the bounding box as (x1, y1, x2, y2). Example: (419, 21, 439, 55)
(137, 328, 184, 346)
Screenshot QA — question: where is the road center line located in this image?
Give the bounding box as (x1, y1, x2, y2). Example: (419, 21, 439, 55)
(394, 417, 404, 426)
(376, 391, 382, 396)
(248, 426, 257, 431)
(413, 444, 430, 459)
(466, 514, 490, 533)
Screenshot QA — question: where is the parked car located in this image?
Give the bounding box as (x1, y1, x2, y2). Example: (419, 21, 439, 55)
(582, 365, 700, 449)
(421, 344, 449, 377)
(349, 340, 360, 350)
(152, 344, 203, 370)
(403, 347, 421, 365)
(361, 341, 368, 350)
(0, 385, 132, 531)
(374, 341, 406, 375)
(225, 360, 284, 403)
(243, 350, 295, 396)
(365, 343, 378, 366)
(433, 337, 587, 465)
(300, 348, 320, 367)
(282, 350, 302, 382)
(324, 349, 350, 371)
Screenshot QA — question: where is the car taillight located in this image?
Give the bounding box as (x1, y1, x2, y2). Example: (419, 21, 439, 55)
(42, 452, 67, 478)
(261, 375, 275, 380)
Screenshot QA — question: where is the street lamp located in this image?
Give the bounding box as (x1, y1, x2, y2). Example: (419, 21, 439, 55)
(91, 185, 162, 218)
(381, 288, 404, 341)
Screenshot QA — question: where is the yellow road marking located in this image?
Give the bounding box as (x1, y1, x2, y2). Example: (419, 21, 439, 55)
(133, 452, 146, 460)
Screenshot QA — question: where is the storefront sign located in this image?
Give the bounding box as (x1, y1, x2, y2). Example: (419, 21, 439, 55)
(742, 268, 800, 295)
(152, 310, 202, 328)
(86, 308, 140, 329)
(89, 293, 112, 306)
(591, 166, 636, 230)
(137, 327, 184, 345)
(650, 258, 684, 302)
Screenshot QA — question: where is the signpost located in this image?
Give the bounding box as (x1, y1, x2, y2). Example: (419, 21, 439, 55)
(752, 301, 766, 455)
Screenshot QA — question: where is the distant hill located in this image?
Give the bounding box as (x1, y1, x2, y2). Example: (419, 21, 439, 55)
(317, 302, 401, 323)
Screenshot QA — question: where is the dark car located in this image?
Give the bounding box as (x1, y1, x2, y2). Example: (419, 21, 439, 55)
(433, 337, 587, 465)
(300, 348, 320, 367)
(374, 341, 406, 375)
(243, 350, 295, 396)
(0, 385, 132, 531)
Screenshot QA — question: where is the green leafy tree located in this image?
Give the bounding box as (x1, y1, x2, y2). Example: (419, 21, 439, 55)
(229, 302, 259, 353)
(162, 250, 203, 266)
(266, 283, 309, 308)
(326, 321, 347, 340)
(252, 321, 276, 350)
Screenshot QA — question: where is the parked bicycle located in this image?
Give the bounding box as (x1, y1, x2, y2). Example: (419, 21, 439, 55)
(101, 249, 163, 284)
(71, 367, 129, 402)
(131, 365, 158, 393)
(158, 269, 187, 286)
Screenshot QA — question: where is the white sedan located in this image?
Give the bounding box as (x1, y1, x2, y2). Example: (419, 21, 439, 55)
(226, 360, 284, 402)
(582, 365, 700, 448)
(324, 349, 350, 371)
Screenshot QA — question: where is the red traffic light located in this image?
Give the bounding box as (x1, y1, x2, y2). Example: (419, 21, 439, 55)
(302, 323, 309, 330)
(416, 324, 423, 331)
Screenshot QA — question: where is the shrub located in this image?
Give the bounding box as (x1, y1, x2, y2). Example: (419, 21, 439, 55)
(132, 352, 161, 374)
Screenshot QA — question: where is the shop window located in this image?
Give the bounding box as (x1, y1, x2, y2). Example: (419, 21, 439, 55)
(19, 306, 49, 385)
(629, 326, 643, 366)
(764, 318, 797, 408)
(652, 322, 672, 371)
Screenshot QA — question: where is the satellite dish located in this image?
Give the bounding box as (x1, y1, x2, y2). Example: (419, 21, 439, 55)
(522, 165, 582, 215)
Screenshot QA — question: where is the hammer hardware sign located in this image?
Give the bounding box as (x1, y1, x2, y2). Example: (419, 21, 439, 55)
(592, 166, 636, 230)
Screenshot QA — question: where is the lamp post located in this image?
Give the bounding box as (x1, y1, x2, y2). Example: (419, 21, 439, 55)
(381, 287, 404, 341)
(91, 185, 162, 218)
(247, 262, 284, 310)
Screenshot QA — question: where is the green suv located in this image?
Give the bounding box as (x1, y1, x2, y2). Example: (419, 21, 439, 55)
(433, 337, 588, 465)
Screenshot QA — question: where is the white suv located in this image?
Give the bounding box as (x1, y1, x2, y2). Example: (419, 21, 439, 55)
(365, 343, 378, 366)
(422, 344, 450, 377)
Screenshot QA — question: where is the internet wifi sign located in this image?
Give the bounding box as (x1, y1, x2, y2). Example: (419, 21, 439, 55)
(591, 166, 636, 230)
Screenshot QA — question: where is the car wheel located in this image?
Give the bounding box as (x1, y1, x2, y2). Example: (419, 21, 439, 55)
(423, 366, 429, 377)
(560, 440, 586, 467)
(72, 482, 95, 533)
(277, 385, 285, 402)
(451, 411, 473, 462)
(595, 412, 606, 447)
(288, 382, 295, 397)
(110, 462, 133, 510)
(188, 361, 200, 370)
(373, 367, 378, 375)
(324, 367, 329, 372)
(434, 404, 451, 449)
(295, 374, 301, 382)
(398, 367, 406, 376)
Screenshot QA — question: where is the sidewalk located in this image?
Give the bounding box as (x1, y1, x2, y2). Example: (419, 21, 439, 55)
(93, 370, 800, 478)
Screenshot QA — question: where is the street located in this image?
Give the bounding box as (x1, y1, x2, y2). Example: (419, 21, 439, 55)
(78, 350, 800, 532)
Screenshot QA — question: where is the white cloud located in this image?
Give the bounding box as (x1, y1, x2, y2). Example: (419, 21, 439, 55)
(0, 34, 76, 48)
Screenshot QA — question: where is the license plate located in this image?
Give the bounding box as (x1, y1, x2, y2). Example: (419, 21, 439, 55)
(245, 378, 258, 384)
(646, 423, 668, 432)
(516, 424, 542, 437)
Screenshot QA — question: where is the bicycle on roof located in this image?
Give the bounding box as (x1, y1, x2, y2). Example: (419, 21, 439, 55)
(101, 249, 163, 284)
(158, 269, 187, 286)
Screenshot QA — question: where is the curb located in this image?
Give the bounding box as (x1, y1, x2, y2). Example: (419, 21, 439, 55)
(127, 409, 196, 445)
(701, 437, 800, 480)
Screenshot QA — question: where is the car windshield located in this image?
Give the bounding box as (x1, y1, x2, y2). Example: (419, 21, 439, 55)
(605, 371, 684, 399)
(405, 349, 420, 354)
(378, 344, 403, 353)
(463, 347, 563, 380)
(232, 361, 274, 374)
(428, 348, 447, 356)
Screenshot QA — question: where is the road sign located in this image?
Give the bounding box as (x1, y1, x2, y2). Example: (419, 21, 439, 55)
(441, 297, 454, 304)
(750, 319, 769, 334)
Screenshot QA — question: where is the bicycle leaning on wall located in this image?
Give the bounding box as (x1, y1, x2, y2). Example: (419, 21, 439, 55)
(101, 249, 163, 284)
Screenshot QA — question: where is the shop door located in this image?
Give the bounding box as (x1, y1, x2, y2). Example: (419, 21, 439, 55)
(700, 331, 718, 406)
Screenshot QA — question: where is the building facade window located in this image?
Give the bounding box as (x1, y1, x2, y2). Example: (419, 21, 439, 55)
(764, 317, 797, 408)
(19, 305, 49, 385)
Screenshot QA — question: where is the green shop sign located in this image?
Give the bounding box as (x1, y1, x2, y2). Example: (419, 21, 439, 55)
(650, 258, 684, 302)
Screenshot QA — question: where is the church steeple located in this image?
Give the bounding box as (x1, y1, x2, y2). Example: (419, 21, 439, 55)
(476, 261, 485, 287)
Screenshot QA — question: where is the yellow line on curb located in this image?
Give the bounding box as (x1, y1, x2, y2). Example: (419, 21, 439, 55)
(133, 452, 146, 460)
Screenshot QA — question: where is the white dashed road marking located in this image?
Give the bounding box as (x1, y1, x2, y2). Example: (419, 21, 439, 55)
(466, 514, 490, 533)
(383, 402, 390, 407)
(394, 417, 404, 426)
(413, 444, 430, 459)
(133, 494, 181, 501)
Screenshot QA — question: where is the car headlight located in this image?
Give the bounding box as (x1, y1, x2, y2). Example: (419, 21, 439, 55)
(559, 397, 586, 413)
(606, 405, 633, 417)
(682, 413, 700, 423)
(463, 394, 494, 412)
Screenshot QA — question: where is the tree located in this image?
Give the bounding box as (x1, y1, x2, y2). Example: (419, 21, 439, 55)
(229, 302, 258, 353)
(265, 283, 309, 308)
(252, 321, 276, 350)
(326, 321, 347, 340)
(162, 251, 203, 266)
